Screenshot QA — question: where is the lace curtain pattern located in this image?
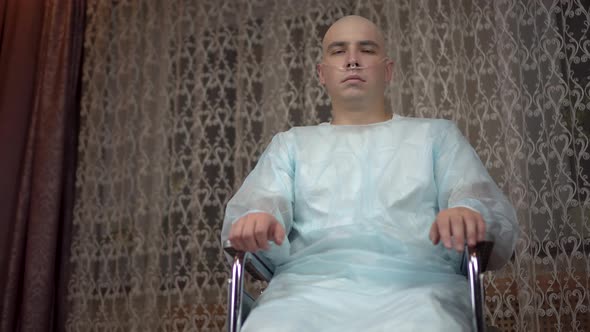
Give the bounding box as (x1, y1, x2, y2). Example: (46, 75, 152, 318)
(67, 0, 589, 331)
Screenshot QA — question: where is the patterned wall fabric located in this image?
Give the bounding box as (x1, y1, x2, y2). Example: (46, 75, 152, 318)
(67, 0, 589, 330)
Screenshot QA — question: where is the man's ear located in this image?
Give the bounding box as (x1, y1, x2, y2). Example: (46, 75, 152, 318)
(317, 63, 326, 85)
(385, 58, 394, 82)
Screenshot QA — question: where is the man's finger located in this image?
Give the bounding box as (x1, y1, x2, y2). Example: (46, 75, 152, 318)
(241, 217, 259, 252)
(465, 216, 477, 247)
(429, 222, 440, 244)
(450, 216, 464, 252)
(270, 221, 286, 245)
(254, 218, 270, 250)
(229, 219, 245, 251)
(437, 217, 452, 249)
(477, 215, 486, 242)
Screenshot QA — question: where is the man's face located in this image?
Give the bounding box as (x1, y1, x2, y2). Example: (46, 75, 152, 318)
(318, 17, 393, 104)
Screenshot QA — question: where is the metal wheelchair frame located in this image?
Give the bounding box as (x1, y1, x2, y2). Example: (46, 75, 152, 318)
(224, 240, 494, 332)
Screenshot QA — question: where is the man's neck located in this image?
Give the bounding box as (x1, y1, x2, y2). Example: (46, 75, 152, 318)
(330, 99, 391, 125)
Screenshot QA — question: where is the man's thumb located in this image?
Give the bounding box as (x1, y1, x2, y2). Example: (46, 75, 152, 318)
(270, 221, 285, 245)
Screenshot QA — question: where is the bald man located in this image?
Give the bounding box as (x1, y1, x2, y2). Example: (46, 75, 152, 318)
(221, 15, 517, 331)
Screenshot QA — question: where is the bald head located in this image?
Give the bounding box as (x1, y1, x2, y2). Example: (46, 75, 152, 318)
(316, 15, 394, 123)
(322, 15, 386, 56)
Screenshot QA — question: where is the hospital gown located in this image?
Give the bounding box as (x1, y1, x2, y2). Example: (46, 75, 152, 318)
(221, 115, 518, 331)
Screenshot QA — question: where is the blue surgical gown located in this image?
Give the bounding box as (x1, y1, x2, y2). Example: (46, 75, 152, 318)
(221, 115, 518, 331)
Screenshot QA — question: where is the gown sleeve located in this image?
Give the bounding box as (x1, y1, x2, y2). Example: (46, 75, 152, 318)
(220, 132, 295, 262)
(434, 121, 519, 270)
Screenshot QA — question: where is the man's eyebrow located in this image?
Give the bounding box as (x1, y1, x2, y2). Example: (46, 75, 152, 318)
(326, 40, 380, 50)
(326, 41, 348, 50)
(358, 40, 380, 48)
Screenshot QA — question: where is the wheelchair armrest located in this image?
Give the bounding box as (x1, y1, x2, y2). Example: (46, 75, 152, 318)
(460, 240, 494, 276)
(223, 240, 276, 282)
(460, 240, 494, 332)
(224, 240, 276, 332)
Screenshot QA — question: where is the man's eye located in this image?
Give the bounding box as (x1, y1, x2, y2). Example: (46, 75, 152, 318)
(362, 49, 376, 54)
(332, 50, 345, 55)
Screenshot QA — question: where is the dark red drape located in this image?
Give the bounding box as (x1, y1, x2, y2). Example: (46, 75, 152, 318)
(0, 1, 85, 331)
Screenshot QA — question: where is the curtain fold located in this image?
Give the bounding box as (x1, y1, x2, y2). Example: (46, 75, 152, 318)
(69, 0, 589, 330)
(0, 1, 85, 331)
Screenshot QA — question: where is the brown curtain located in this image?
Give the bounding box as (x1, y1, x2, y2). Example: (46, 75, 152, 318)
(0, 1, 85, 331)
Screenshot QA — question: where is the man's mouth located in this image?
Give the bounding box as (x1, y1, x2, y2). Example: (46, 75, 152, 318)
(342, 75, 365, 83)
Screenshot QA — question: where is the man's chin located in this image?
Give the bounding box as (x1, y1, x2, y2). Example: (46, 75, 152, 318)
(338, 93, 370, 106)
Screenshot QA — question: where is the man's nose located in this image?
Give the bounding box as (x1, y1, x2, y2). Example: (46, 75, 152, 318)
(345, 50, 360, 69)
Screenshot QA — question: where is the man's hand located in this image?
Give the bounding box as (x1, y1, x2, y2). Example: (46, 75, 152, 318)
(228, 212, 286, 252)
(429, 207, 486, 252)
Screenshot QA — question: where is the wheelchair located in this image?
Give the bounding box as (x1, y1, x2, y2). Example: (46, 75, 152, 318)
(224, 240, 495, 332)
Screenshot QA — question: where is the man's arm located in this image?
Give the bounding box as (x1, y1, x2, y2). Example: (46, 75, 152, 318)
(431, 121, 519, 270)
(221, 132, 295, 258)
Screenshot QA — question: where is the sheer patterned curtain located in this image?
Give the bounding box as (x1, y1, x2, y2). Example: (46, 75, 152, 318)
(67, 0, 589, 331)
